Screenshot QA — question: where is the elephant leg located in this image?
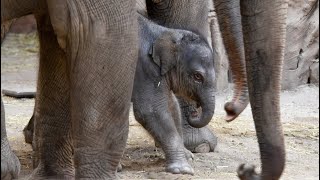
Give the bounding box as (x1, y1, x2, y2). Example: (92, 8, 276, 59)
(30, 12, 74, 179)
(22, 109, 124, 172)
(238, 1, 288, 179)
(23, 110, 34, 145)
(1, 14, 20, 180)
(64, 1, 138, 178)
(133, 93, 194, 175)
(1, 97, 21, 180)
(154, 94, 183, 147)
(170, 95, 194, 161)
(22, 109, 38, 168)
(153, 95, 195, 160)
(178, 97, 217, 153)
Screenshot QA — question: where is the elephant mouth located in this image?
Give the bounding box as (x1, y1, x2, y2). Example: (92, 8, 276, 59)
(191, 110, 199, 117)
(190, 106, 201, 119)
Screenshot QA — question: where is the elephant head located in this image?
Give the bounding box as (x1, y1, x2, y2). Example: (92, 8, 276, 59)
(150, 31, 215, 128)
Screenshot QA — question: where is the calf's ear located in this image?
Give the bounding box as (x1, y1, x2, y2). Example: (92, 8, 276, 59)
(150, 32, 182, 75)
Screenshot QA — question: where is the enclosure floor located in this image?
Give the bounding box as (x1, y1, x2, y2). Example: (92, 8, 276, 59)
(2, 33, 319, 179)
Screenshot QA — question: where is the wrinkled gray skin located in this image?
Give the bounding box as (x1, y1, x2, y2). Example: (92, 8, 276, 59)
(21, 101, 217, 155)
(19, 14, 217, 174)
(146, 0, 289, 179)
(131, 15, 215, 174)
(178, 98, 217, 153)
(212, 1, 288, 179)
(2, 0, 289, 179)
(2, 0, 139, 179)
(1, 99, 20, 180)
(1, 20, 21, 180)
(16, 12, 218, 155)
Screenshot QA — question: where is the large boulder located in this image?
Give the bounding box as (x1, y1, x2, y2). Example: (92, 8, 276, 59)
(282, 0, 319, 89)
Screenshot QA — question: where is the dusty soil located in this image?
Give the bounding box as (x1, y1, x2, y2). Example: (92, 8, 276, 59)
(1, 33, 319, 179)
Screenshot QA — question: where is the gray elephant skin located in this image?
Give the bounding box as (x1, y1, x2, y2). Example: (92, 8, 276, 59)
(1, 0, 289, 179)
(15, 13, 217, 154)
(19, 14, 218, 175)
(131, 14, 215, 174)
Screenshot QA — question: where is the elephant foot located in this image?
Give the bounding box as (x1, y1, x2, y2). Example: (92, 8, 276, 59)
(1, 139, 21, 180)
(166, 160, 194, 175)
(184, 148, 194, 161)
(237, 164, 260, 180)
(154, 142, 194, 161)
(23, 114, 34, 145)
(154, 141, 194, 174)
(182, 124, 218, 153)
(28, 173, 75, 180)
(30, 162, 74, 180)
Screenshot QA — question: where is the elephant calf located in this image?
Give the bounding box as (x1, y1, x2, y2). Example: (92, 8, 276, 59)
(131, 14, 216, 174)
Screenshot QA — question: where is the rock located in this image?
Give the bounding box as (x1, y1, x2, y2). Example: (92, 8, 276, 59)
(281, 0, 319, 89)
(310, 60, 319, 84)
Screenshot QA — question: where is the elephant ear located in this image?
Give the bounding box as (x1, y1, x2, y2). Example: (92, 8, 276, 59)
(150, 32, 182, 76)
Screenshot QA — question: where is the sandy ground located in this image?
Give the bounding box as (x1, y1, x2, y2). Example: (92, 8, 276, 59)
(1, 33, 319, 179)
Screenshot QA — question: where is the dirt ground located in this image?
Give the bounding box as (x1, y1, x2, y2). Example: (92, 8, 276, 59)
(1, 33, 319, 180)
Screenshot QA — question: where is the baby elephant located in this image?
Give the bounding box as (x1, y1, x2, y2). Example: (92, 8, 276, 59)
(132, 15, 215, 174)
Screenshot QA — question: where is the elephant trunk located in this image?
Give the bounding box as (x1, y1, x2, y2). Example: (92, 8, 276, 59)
(238, 0, 288, 179)
(186, 90, 215, 128)
(212, 0, 249, 122)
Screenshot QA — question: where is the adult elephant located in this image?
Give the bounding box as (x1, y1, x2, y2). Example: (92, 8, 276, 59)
(146, 0, 288, 179)
(2, 0, 139, 179)
(1, 0, 288, 180)
(214, 1, 288, 179)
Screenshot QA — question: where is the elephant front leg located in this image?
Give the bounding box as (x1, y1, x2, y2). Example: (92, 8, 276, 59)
(30, 13, 74, 179)
(133, 95, 194, 175)
(238, 1, 288, 179)
(65, 1, 138, 178)
(169, 95, 194, 161)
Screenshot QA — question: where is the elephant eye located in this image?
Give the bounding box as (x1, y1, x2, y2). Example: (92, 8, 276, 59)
(193, 72, 203, 83)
